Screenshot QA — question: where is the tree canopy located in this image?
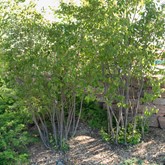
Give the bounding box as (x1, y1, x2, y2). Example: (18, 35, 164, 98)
(0, 0, 164, 148)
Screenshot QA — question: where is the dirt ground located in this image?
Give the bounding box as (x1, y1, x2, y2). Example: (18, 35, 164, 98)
(29, 123, 165, 165)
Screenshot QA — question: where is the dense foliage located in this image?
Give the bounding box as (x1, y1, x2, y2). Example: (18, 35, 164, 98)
(0, 76, 34, 164)
(57, 0, 164, 144)
(0, 0, 164, 155)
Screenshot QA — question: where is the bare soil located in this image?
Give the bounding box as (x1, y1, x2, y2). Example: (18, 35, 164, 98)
(29, 123, 165, 165)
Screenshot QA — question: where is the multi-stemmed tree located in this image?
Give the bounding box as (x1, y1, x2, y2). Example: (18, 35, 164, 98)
(57, 0, 164, 143)
(0, 0, 164, 148)
(0, 0, 87, 149)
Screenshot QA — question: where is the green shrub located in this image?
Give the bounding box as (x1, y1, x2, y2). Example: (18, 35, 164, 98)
(119, 157, 144, 165)
(136, 108, 158, 136)
(0, 80, 35, 164)
(100, 106, 158, 145)
(100, 128, 110, 142)
(82, 100, 142, 145)
(0, 110, 34, 165)
(81, 100, 107, 130)
(117, 124, 141, 145)
(100, 124, 141, 145)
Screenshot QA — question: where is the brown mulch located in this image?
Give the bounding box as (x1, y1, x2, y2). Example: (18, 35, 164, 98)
(29, 123, 165, 165)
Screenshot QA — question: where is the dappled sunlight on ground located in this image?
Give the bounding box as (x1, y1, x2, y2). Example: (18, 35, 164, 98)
(29, 125, 165, 165)
(68, 135, 120, 164)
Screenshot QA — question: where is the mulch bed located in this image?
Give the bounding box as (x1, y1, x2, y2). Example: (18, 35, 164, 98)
(29, 123, 165, 165)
